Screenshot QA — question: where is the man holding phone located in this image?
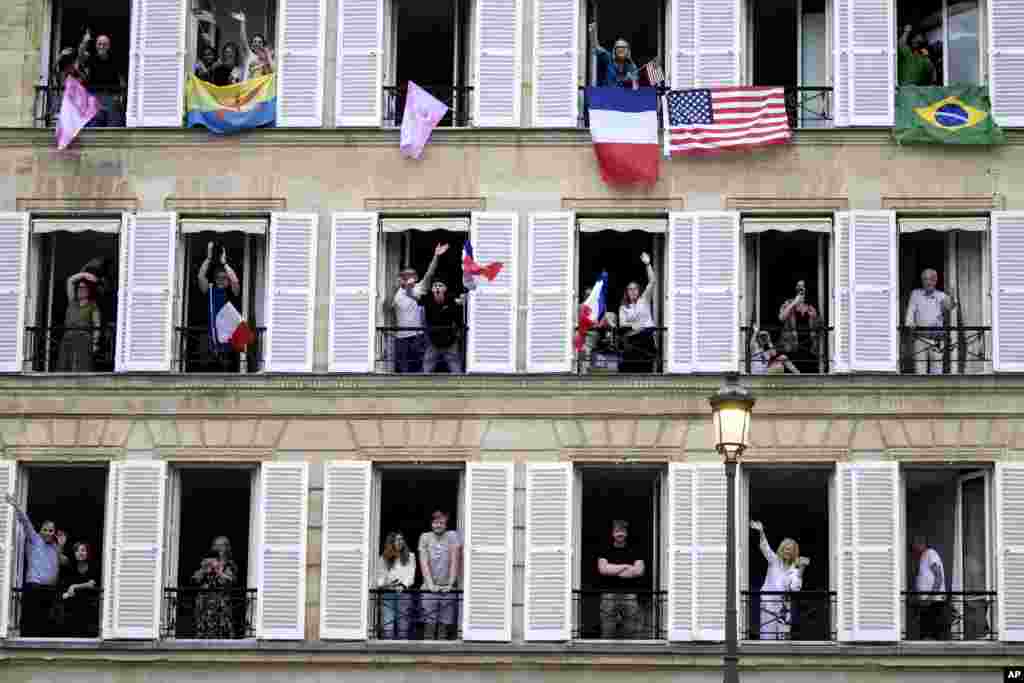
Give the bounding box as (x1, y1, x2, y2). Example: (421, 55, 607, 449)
(5, 494, 69, 636)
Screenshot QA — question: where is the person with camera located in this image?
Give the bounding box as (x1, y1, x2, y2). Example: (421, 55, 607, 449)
(190, 536, 238, 639)
(5, 494, 69, 637)
(778, 280, 819, 372)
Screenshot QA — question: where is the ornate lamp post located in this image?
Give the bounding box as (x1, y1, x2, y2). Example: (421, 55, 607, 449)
(709, 373, 755, 683)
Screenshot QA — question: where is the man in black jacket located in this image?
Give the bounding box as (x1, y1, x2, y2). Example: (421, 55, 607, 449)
(422, 280, 464, 374)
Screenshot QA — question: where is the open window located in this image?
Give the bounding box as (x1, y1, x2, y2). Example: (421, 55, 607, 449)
(176, 219, 267, 373)
(741, 466, 833, 641)
(585, 0, 667, 87)
(742, 217, 831, 374)
(903, 466, 994, 641)
(187, 0, 278, 84)
(897, 0, 982, 86)
(576, 218, 666, 374)
(26, 219, 121, 373)
(898, 217, 990, 374)
(8, 464, 108, 639)
(574, 466, 665, 640)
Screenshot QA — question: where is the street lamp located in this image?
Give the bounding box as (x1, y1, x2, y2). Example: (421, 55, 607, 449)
(709, 373, 755, 683)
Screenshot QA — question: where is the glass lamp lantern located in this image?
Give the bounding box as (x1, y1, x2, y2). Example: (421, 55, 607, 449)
(709, 374, 756, 463)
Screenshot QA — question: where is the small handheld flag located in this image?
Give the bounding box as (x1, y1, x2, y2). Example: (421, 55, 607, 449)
(462, 239, 504, 288)
(214, 301, 255, 352)
(575, 272, 608, 352)
(56, 76, 100, 150)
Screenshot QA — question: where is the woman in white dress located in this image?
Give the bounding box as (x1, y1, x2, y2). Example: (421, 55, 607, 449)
(750, 520, 809, 639)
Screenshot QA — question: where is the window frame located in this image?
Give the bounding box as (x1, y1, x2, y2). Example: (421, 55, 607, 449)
(579, 0, 670, 88)
(896, 0, 987, 86)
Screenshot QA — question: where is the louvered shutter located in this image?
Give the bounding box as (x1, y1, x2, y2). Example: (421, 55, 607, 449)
(671, 0, 697, 88)
(695, 0, 741, 86)
(849, 211, 897, 372)
(0, 214, 28, 373)
(463, 463, 513, 641)
(989, 1, 1024, 127)
(667, 463, 695, 640)
(474, 0, 523, 126)
(467, 212, 518, 372)
(666, 212, 695, 373)
(335, 0, 382, 126)
(266, 213, 318, 372)
(524, 463, 572, 641)
(694, 212, 740, 372)
(116, 213, 175, 372)
(526, 212, 573, 373)
(531, 0, 578, 127)
(848, 0, 893, 126)
(102, 463, 120, 638)
(836, 462, 899, 642)
(0, 462, 14, 636)
(277, 0, 326, 127)
(329, 212, 377, 372)
(127, 0, 186, 127)
(257, 462, 309, 640)
(992, 212, 1024, 372)
(997, 463, 1024, 641)
(832, 212, 851, 372)
(110, 461, 166, 639)
(320, 461, 371, 639)
(832, 0, 851, 126)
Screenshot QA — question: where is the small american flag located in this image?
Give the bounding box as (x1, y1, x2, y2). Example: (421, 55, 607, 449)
(641, 60, 665, 87)
(663, 86, 792, 155)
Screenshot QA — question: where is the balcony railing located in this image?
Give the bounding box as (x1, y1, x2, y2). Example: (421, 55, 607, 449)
(162, 587, 257, 639)
(369, 588, 463, 640)
(383, 84, 473, 128)
(33, 83, 128, 129)
(375, 326, 468, 374)
(741, 590, 836, 641)
(742, 325, 831, 375)
(576, 326, 666, 374)
(8, 587, 103, 638)
(902, 591, 997, 641)
(24, 325, 117, 373)
(174, 326, 265, 373)
(899, 326, 991, 375)
(784, 86, 833, 129)
(573, 589, 666, 640)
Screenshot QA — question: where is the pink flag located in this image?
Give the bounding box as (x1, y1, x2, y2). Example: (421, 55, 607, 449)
(56, 77, 100, 150)
(399, 82, 448, 160)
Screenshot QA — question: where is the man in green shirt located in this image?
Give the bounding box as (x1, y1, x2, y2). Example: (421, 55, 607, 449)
(898, 24, 937, 86)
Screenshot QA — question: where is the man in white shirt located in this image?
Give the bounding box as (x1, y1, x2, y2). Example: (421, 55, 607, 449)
(911, 537, 949, 640)
(905, 269, 956, 375)
(386, 244, 449, 373)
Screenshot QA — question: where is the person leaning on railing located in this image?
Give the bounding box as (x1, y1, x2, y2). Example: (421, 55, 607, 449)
(190, 536, 239, 639)
(750, 520, 810, 640)
(376, 531, 416, 639)
(77, 28, 126, 127)
(904, 268, 956, 375)
(59, 541, 101, 637)
(58, 271, 101, 372)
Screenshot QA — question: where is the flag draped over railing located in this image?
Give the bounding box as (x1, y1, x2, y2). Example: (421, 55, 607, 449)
(586, 87, 659, 185)
(56, 76, 100, 150)
(894, 86, 1005, 145)
(185, 73, 276, 134)
(663, 86, 792, 156)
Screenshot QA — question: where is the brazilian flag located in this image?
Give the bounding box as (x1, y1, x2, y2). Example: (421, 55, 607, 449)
(895, 85, 1005, 145)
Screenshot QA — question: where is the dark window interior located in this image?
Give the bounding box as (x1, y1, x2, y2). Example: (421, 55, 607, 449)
(898, 0, 943, 85)
(578, 231, 662, 322)
(756, 231, 827, 328)
(393, 0, 468, 125)
(24, 466, 108, 576)
(35, 232, 119, 335)
(752, 0, 798, 87)
(899, 231, 947, 317)
(51, 0, 131, 83)
(192, 0, 278, 68)
(176, 468, 252, 591)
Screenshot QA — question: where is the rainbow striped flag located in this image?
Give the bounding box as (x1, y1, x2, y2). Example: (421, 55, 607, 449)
(185, 73, 276, 134)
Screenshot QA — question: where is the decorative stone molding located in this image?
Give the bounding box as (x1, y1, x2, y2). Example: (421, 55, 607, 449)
(359, 447, 478, 462)
(17, 197, 139, 211)
(888, 447, 1004, 462)
(365, 197, 486, 211)
(740, 447, 849, 462)
(3, 447, 120, 461)
(166, 197, 286, 212)
(156, 447, 275, 461)
(883, 195, 1003, 211)
(564, 198, 683, 211)
(560, 447, 673, 463)
(727, 196, 849, 211)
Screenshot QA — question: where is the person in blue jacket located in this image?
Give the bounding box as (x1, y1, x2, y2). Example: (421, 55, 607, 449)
(589, 22, 639, 88)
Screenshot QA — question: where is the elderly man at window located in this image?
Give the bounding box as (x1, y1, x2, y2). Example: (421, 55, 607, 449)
(905, 268, 956, 375)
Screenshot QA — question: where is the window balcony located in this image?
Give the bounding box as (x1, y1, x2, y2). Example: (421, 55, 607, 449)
(8, 587, 104, 638)
(742, 324, 832, 375)
(383, 85, 473, 129)
(174, 326, 266, 374)
(368, 588, 463, 640)
(375, 326, 468, 374)
(33, 83, 128, 129)
(576, 326, 667, 374)
(162, 587, 257, 639)
(898, 326, 991, 375)
(901, 591, 997, 641)
(24, 325, 117, 373)
(741, 590, 836, 641)
(572, 589, 667, 640)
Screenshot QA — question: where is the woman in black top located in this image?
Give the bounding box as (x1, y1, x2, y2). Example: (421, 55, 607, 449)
(60, 542, 101, 637)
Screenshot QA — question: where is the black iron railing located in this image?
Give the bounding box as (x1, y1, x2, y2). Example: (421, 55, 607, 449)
(902, 591, 997, 641)
(369, 588, 463, 640)
(33, 83, 128, 128)
(375, 326, 468, 374)
(741, 590, 836, 641)
(899, 326, 991, 374)
(576, 326, 666, 374)
(784, 86, 833, 129)
(8, 587, 103, 638)
(742, 324, 831, 374)
(24, 325, 117, 373)
(383, 85, 473, 128)
(162, 587, 257, 639)
(572, 589, 666, 640)
(174, 326, 265, 373)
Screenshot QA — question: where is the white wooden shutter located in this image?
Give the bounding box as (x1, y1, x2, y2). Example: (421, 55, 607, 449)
(667, 463, 695, 640)
(335, 0, 382, 126)
(836, 462, 899, 642)
(671, 0, 697, 88)
(257, 462, 309, 640)
(694, 212, 740, 372)
(474, 0, 523, 126)
(695, 0, 741, 86)
(127, 0, 186, 127)
(526, 212, 574, 373)
(102, 463, 120, 638)
(329, 212, 377, 372)
(266, 213, 318, 372)
(849, 211, 897, 372)
(320, 461, 371, 639)
(524, 463, 572, 641)
(0, 214, 28, 373)
(463, 463, 513, 641)
(832, 0, 851, 126)
(531, 0, 578, 127)
(832, 211, 851, 372)
(666, 212, 695, 373)
(992, 212, 1024, 372)
(110, 461, 166, 639)
(848, 0, 893, 126)
(116, 213, 176, 372)
(0, 461, 14, 636)
(277, 0, 327, 127)
(989, 0, 1024, 127)
(467, 212, 518, 372)
(997, 463, 1024, 642)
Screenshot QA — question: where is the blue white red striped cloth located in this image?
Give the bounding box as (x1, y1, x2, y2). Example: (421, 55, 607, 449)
(462, 238, 503, 289)
(586, 87, 660, 185)
(575, 272, 608, 352)
(663, 86, 792, 155)
(209, 288, 254, 352)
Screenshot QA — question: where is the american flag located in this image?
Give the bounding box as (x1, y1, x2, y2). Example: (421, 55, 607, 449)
(640, 60, 665, 87)
(663, 87, 792, 155)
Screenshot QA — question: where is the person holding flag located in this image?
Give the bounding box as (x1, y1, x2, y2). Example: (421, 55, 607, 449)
(198, 241, 253, 371)
(576, 271, 609, 356)
(461, 238, 503, 291)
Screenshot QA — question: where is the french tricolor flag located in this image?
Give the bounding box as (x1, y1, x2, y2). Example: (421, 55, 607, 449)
(214, 301, 255, 352)
(574, 272, 608, 352)
(462, 239, 503, 287)
(586, 87, 660, 186)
